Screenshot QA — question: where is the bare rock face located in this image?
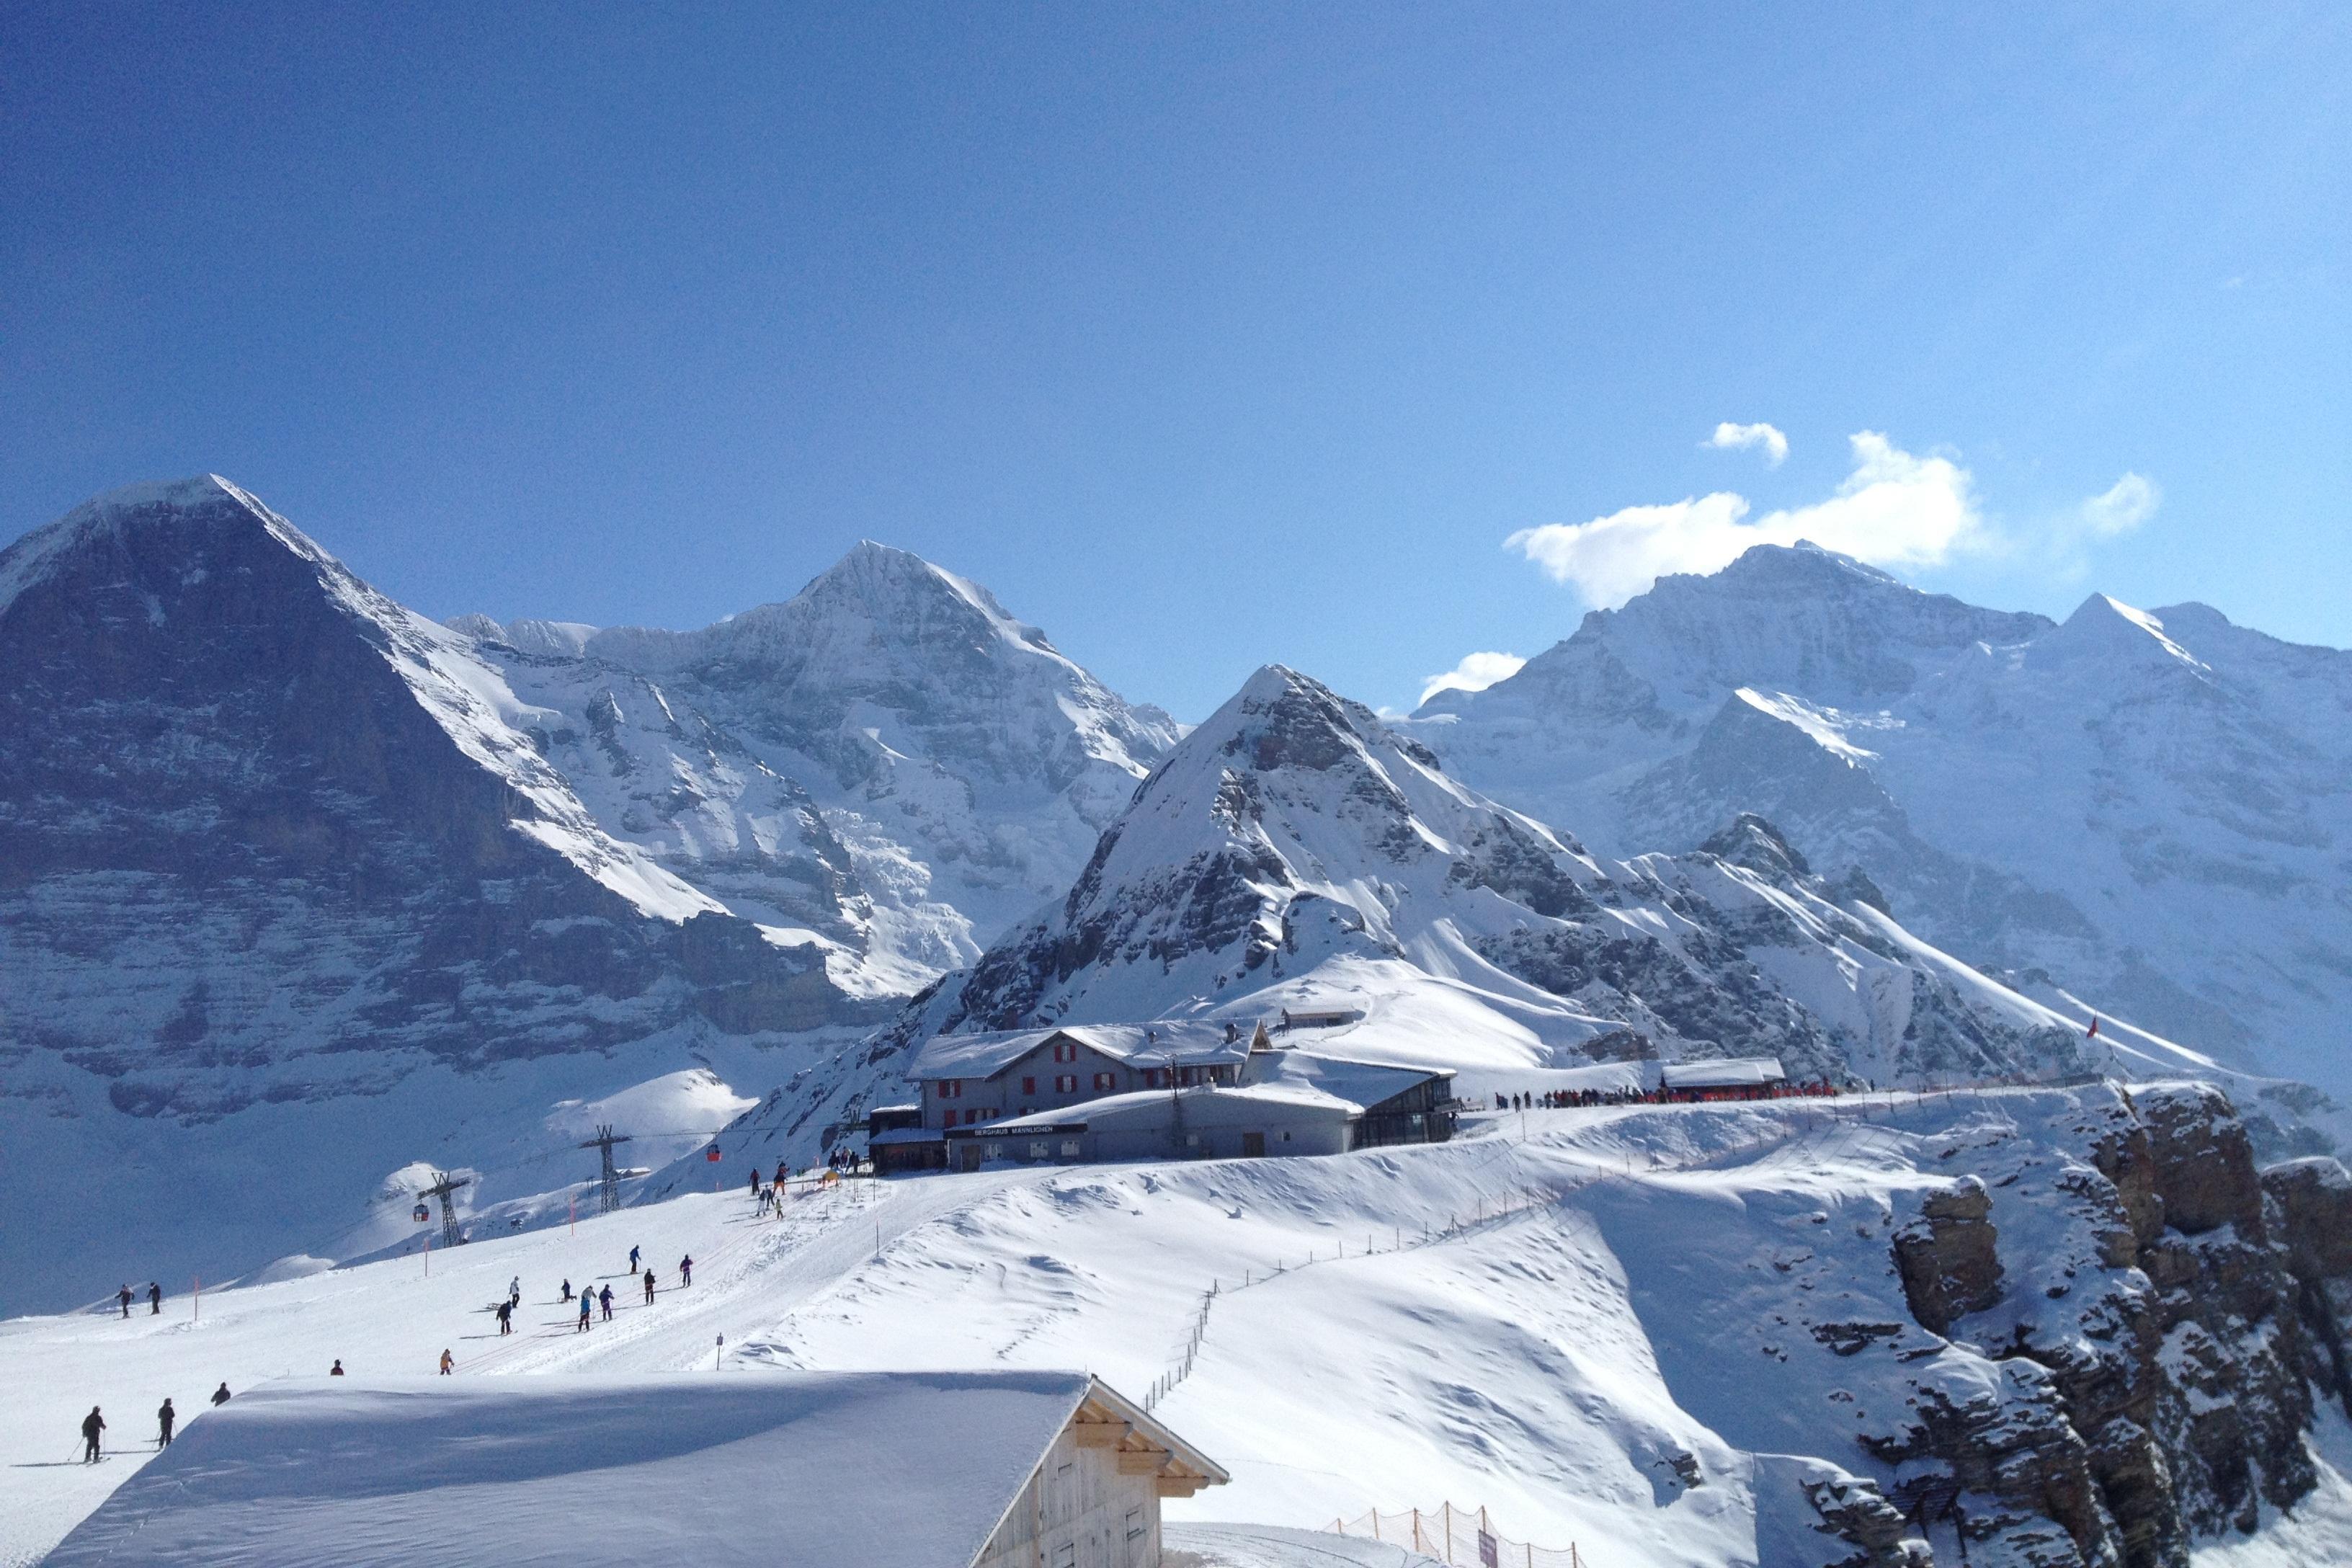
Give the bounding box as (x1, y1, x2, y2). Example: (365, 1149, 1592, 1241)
(2260, 1156, 2352, 1410)
(1893, 1177, 2004, 1335)
(1843, 1086, 2319, 1568)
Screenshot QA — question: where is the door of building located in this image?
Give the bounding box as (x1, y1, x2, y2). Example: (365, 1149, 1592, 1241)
(1241, 1131, 1266, 1158)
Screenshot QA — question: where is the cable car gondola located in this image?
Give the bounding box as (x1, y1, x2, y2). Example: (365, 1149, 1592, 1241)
(411, 1202, 432, 1222)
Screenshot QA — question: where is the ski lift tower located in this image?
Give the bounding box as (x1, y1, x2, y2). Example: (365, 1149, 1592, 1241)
(579, 1125, 632, 1214)
(418, 1170, 470, 1251)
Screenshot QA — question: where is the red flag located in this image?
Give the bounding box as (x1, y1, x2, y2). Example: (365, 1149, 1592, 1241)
(2086, 1016, 2100, 1039)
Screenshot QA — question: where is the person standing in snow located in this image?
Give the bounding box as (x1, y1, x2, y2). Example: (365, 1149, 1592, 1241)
(156, 1398, 175, 1448)
(148, 1281, 162, 1315)
(561, 1278, 572, 1303)
(439, 1349, 454, 1375)
(576, 1293, 592, 1332)
(628, 1244, 640, 1273)
(678, 1254, 692, 1287)
(211, 1382, 231, 1406)
(747, 1168, 760, 1200)
(642, 1268, 656, 1304)
(329, 1359, 344, 1376)
(507, 1275, 521, 1307)
(116, 1284, 133, 1319)
(599, 1283, 613, 1321)
(81, 1407, 104, 1463)
(495, 1298, 514, 1335)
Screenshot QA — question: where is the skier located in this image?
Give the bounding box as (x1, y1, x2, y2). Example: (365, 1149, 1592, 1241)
(211, 1382, 231, 1406)
(576, 1294, 592, 1332)
(561, 1278, 572, 1303)
(495, 1298, 514, 1336)
(116, 1284, 133, 1319)
(598, 1283, 613, 1322)
(507, 1275, 521, 1307)
(329, 1359, 344, 1376)
(679, 1254, 692, 1288)
(439, 1349, 453, 1375)
(156, 1398, 175, 1448)
(81, 1407, 104, 1463)
(628, 1244, 640, 1273)
(747, 1168, 760, 1199)
(642, 1268, 656, 1304)
(148, 1281, 162, 1315)
(773, 1159, 787, 1190)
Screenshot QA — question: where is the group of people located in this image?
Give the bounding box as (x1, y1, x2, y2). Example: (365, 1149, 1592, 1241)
(79, 1383, 229, 1463)
(750, 1149, 864, 1215)
(112, 1281, 162, 1318)
(1491, 1080, 1845, 1111)
(484, 1250, 694, 1343)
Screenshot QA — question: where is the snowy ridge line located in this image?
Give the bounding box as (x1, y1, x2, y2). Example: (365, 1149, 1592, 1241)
(1329, 1502, 1590, 1568)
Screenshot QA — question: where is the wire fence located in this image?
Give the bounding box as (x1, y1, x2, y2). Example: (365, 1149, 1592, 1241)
(1329, 1503, 1588, 1568)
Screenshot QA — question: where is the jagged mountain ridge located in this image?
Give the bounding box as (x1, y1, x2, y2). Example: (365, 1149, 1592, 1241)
(917, 663, 2119, 1095)
(1409, 542, 2352, 1102)
(445, 540, 1180, 995)
(0, 478, 1173, 1314)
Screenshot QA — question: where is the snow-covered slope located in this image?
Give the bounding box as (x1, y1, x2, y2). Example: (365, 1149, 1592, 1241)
(10, 1087, 2351, 1567)
(922, 663, 2132, 1095)
(0, 478, 878, 1315)
(1409, 543, 2352, 1104)
(445, 541, 1180, 995)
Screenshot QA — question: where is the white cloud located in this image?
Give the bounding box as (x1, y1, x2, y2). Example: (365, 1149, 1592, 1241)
(1418, 651, 1525, 708)
(1704, 421, 1788, 467)
(1507, 432, 1978, 607)
(2075, 472, 2159, 538)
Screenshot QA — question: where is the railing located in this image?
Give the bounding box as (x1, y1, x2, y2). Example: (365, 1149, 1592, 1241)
(1330, 1502, 1586, 1568)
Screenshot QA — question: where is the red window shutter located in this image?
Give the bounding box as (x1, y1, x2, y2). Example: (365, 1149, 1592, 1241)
(943, 1109, 957, 1128)
(1022, 1076, 1036, 1095)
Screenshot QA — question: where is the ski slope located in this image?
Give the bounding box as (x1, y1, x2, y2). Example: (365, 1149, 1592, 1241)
(6, 1093, 2347, 1567)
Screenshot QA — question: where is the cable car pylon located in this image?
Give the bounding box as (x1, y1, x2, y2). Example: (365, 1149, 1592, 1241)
(579, 1124, 631, 1214)
(417, 1170, 470, 1252)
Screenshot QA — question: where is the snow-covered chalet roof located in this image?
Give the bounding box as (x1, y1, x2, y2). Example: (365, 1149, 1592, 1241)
(45, 1371, 1224, 1568)
(912, 1020, 1250, 1081)
(1660, 1056, 1787, 1089)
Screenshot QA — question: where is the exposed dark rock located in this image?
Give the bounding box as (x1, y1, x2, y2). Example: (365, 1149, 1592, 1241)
(1892, 1177, 2003, 1336)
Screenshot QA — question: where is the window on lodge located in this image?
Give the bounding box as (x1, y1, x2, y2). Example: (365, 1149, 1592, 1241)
(1054, 1074, 1077, 1094)
(1092, 1072, 1114, 1091)
(1021, 1075, 1037, 1095)
(935, 1080, 963, 1099)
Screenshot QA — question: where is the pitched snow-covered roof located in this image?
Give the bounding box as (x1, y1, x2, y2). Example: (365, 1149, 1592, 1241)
(912, 1021, 1251, 1080)
(1661, 1056, 1786, 1089)
(44, 1371, 1222, 1568)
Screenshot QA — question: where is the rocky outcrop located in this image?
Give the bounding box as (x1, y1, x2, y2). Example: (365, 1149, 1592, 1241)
(1839, 1085, 2320, 1568)
(2260, 1156, 2352, 1411)
(1893, 1178, 2003, 1335)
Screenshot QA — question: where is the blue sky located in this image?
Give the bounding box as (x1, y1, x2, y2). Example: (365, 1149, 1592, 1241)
(3, 4, 2345, 718)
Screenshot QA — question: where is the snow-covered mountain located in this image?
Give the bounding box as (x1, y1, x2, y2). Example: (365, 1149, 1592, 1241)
(1408, 543, 2352, 1104)
(443, 540, 1179, 996)
(0, 479, 1170, 1315)
(910, 663, 2141, 1096)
